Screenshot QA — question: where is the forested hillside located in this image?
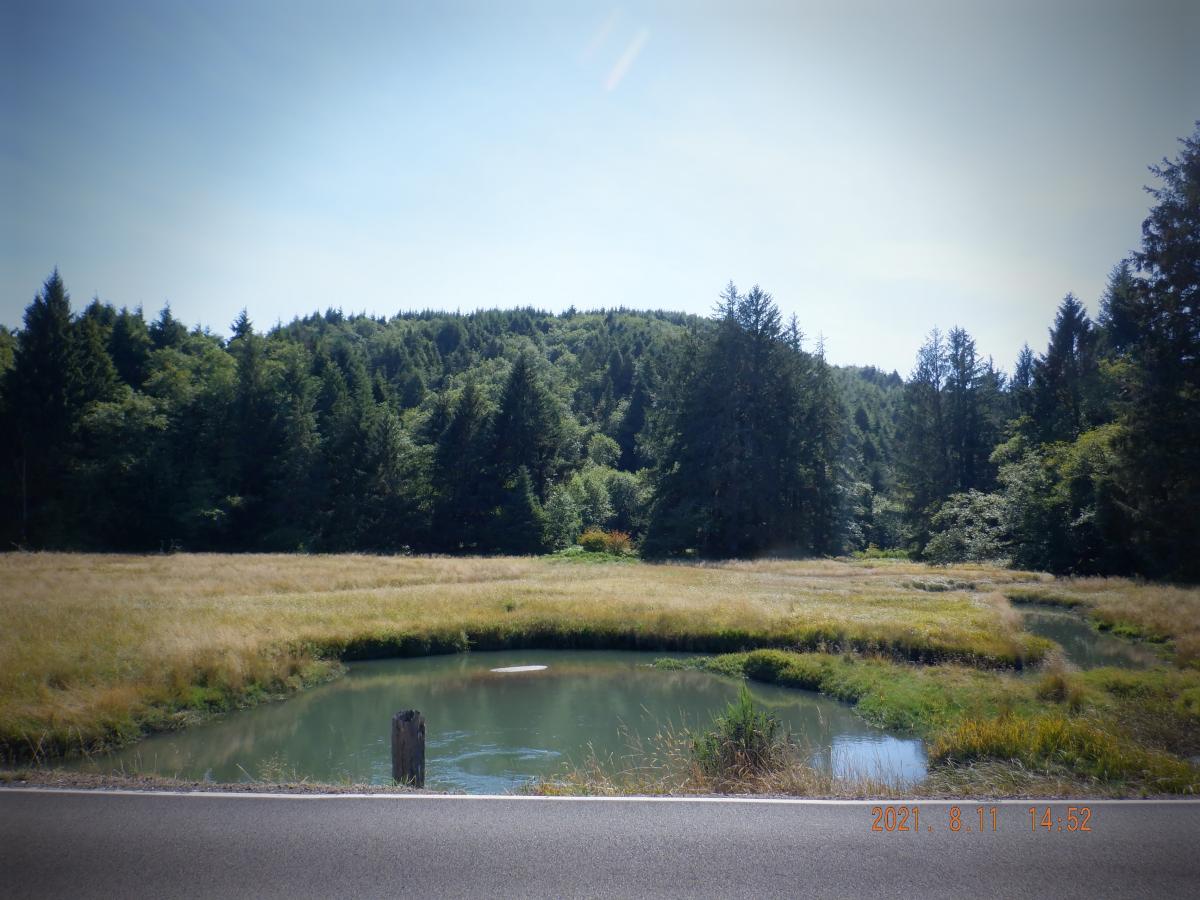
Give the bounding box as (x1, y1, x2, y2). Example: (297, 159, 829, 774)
(1, 126, 1196, 578)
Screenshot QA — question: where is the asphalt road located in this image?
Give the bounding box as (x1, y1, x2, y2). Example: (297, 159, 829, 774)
(2, 790, 1198, 898)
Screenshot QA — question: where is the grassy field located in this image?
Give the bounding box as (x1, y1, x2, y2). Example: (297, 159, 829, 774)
(1, 552, 1197, 794)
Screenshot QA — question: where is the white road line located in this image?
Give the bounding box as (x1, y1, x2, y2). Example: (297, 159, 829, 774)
(2, 787, 1198, 804)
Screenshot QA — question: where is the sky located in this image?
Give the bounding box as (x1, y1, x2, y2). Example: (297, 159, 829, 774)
(2, 0, 1197, 374)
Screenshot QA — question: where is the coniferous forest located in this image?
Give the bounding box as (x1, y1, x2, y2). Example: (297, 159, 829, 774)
(1, 126, 1197, 580)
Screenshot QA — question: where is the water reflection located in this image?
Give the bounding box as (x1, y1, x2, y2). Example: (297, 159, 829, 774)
(68, 650, 927, 792)
(1019, 605, 1163, 669)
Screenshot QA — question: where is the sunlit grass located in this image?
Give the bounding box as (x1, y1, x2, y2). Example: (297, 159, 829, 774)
(1, 552, 1193, 780)
(655, 650, 1200, 796)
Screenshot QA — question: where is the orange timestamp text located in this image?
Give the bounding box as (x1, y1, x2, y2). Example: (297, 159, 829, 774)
(870, 805, 1094, 834)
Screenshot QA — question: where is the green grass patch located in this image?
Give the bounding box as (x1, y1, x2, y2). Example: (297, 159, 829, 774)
(547, 546, 640, 564)
(1004, 588, 1086, 608)
(658, 649, 1034, 733)
(851, 547, 911, 560)
(658, 649, 1200, 794)
(930, 715, 1197, 794)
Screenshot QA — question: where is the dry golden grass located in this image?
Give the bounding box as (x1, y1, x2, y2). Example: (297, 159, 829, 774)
(0, 552, 1141, 764)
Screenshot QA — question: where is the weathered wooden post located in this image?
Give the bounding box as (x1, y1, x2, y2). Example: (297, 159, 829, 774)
(391, 710, 425, 788)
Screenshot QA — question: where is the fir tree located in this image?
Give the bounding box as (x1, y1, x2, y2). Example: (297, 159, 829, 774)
(490, 352, 565, 495)
(1118, 122, 1200, 579)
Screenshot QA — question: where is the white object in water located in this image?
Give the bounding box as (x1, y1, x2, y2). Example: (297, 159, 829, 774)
(490, 665, 548, 673)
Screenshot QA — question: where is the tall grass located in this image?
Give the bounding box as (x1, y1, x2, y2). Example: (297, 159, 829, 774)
(691, 685, 789, 780)
(0, 553, 1058, 763)
(529, 705, 914, 799)
(930, 715, 1198, 794)
(663, 649, 1200, 795)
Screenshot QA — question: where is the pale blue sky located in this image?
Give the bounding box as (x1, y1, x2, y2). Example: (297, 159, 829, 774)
(2, 0, 1196, 372)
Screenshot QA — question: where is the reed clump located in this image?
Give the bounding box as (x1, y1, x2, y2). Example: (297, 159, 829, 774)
(691, 685, 790, 781)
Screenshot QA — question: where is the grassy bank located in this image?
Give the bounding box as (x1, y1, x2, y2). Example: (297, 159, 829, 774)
(3, 553, 1197, 797)
(633, 650, 1200, 796)
(0, 553, 1058, 764)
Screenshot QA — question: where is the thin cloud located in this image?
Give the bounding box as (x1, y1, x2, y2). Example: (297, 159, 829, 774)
(604, 28, 649, 92)
(580, 9, 621, 62)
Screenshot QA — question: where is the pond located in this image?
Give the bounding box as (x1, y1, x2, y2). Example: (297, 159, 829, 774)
(67, 651, 927, 792)
(1019, 604, 1163, 669)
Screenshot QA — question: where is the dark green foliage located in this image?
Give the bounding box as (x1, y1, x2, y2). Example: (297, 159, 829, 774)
(897, 327, 1007, 552)
(490, 352, 568, 494)
(980, 124, 1200, 579)
(492, 468, 547, 554)
(1097, 261, 1141, 355)
(1027, 294, 1106, 445)
(643, 284, 846, 558)
(3, 271, 92, 544)
(108, 307, 152, 387)
(1011, 344, 1035, 417)
(431, 380, 493, 550)
(0, 327, 15, 378)
(995, 426, 1138, 575)
(1114, 124, 1200, 580)
(149, 305, 188, 350)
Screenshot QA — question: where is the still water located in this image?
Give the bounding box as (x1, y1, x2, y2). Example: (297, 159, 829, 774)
(1019, 605, 1163, 669)
(70, 651, 927, 792)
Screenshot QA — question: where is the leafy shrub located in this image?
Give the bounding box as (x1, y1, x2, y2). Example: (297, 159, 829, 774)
(925, 490, 1009, 563)
(586, 433, 621, 467)
(851, 545, 910, 560)
(578, 528, 609, 552)
(602, 530, 632, 554)
(577, 528, 633, 555)
(543, 485, 583, 550)
(692, 685, 789, 778)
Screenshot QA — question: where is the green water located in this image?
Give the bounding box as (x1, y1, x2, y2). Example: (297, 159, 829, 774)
(68, 651, 927, 792)
(1019, 605, 1163, 669)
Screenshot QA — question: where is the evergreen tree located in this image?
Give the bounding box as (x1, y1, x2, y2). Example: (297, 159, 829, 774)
(222, 311, 275, 544)
(108, 307, 152, 387)
(1117, 122, 1200, 579)
(3, 271, 80, 545)
(262, 343, 321, 549)
(1011, 344, 1035, 417)
(897, 329, 951, 549)
(72, 314, 120, 408)
(6, 124, 1192, 584)
(1029, 294, 1102, 444)
(897, 326, 1003, 552)
(431, 380, 493, 549)
(1097, 261, 1141, 354)
(492, 467, 546, 554)
(149, 305, 188, 350)
(644, 284, 838, 557)
(490, 352, 566, 495)
(615, 365, 651, 470)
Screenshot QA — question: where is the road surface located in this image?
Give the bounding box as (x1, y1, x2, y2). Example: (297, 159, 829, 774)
(2, 790, 1197, 898)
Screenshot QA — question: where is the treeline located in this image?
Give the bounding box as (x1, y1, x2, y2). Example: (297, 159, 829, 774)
(892, 125, 1199, 580)
(0, 125, 1196, 578)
